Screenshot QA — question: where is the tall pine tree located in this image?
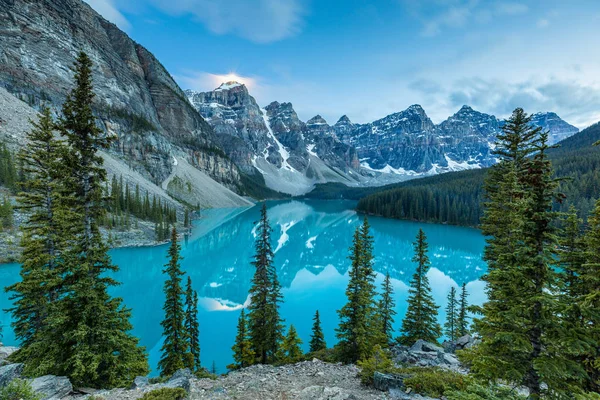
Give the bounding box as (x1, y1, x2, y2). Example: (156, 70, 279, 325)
(457, 283, 469, 337)
(444, 287, 459, 341)
(309, 310, 326, 353)
(471, 110, 582, 397)
(399, 229, 441, 345)
(43, 52, 147, 388)
(229, 309, 254, 370)
(248, 203, 283, 364)
(159, 227, 189, 376)
(336, 218, 380, 362)
(6, 107, 68, 370)
(378, 272, 396, 344)
(184, 276, 201, 372)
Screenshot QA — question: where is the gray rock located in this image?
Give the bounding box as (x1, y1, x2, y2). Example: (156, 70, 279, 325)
(372, 372, 405, 392)
(130, 376, 149, 390)
(299, 385, 352, 400)
(164, 368, 193, 391)
(0, 346, 19, 364)
(409, 340, 443, 353)
(29, 375, 72, 400)
(455, 334, 472, 348)
(0, 363, 23, 387)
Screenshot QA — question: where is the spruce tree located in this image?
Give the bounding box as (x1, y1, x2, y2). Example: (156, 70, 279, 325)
(45, 52, 148, 388)
(184, 276, 200, 371)
(6, 107, 68, 368)
(378, 272, 396, 344)
(471, 111, 581, 397)
(159, 227, 189, 376)
(280, 325, 303, 363)
(336, 218, 380, 362)
(399, 229, 441, 345)
(248, 203, 283, 364)
(457, 283, 469, 337)
(309, 310, 326, 353)
(444, 287, 459, 341)
(229, 309, 254, 370)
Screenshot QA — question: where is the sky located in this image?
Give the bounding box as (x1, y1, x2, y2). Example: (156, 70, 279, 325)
(83, 0, 600, 129)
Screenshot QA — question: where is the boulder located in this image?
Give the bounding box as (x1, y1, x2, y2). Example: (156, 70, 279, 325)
(131, 376, 149, 390)
(164, 368, 193, 391)
(409, 340, 443, 353)
(0, 346, 19, 365)
(373, 372, 405, 392)
(29, 375, 72, 400)
(0, 363, 23, 387)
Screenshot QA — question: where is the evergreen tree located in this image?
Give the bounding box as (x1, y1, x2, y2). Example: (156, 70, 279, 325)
(42, 52, 148, 388)
(471, 110, 581, 397)
(457, 283, 469, 337)
(211, 360, 217, 375)
(444, 287, 459, 341)
(248, 203, 283, 364)
(6, 107, 68, 367)
(280, 325, 303, 363)
(0, 142, 18, 191)
(336, 218, 380, 363)
(399, 229, 441, 345)
(184, 276, 200, 371)
(378, 272, 396, 344)
(309, 310, 326, 353)
(159, 227, 188, 376)
(229, 309, 254, 370)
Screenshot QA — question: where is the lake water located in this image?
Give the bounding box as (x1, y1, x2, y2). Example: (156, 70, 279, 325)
(0, 200, 487, 374)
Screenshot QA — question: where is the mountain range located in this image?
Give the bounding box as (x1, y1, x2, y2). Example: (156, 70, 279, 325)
(0, 0, 580, 201)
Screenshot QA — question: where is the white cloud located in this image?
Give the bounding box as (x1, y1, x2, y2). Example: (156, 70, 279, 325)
(83, 0, 131, 31)
(176, 71, 258, 92)
(148, 0, 305, 43)
(415, 0, 530, 37)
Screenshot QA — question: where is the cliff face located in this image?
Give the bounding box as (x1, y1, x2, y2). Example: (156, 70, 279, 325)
(0, 0, 241, 191)
(186, 84, 365, 195)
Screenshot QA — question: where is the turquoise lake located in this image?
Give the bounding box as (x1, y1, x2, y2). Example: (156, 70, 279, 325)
(0, 200, 487, 374)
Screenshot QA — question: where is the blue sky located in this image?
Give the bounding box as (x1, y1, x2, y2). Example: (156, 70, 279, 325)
(84, 0, 600, 128)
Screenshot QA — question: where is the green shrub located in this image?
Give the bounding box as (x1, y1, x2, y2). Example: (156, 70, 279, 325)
(445, 382, 526, 400)
(356, 345, 395, 385)
(305, 347, 339, 363)
(194, 368, 217, 380)
(402, 367, 471, 398)
(147, 376, 169, 384)
(139, 387, 187, 400)
(0, 379, 40, 400)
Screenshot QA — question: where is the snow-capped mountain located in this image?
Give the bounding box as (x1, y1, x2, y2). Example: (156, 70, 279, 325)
(186, 83, 365, 195)
(187, 82, 578, 193)
(335, 104, 578, 176)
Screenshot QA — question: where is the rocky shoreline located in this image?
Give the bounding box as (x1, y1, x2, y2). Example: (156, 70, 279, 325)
(0, 336, 482, 400)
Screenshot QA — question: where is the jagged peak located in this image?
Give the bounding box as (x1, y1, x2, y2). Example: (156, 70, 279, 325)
(214, 81, 246, 92)
(459, 105, 473, 111)
(307, 115, 328, 126)
(335, 115, 352, 125)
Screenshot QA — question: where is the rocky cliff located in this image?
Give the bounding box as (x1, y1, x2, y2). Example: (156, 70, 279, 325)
(0, 0, 249, 206)
(336, 104, 578, 176)
(186, 84, 365, 195)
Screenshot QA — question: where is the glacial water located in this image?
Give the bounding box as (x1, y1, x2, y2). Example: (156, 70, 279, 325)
(0, 200, 487, 374)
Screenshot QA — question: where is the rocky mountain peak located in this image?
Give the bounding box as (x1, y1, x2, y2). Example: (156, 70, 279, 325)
(335, 115, 352, 125)
(214, 81, 247, 93)
(307, 115, 328, 126)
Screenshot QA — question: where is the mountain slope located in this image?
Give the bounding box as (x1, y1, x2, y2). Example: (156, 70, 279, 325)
(186, 83, 367, 195)
(0, 0, 250, 207)
(336, 104, 578, 178)
(355, 121, 600, 226)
